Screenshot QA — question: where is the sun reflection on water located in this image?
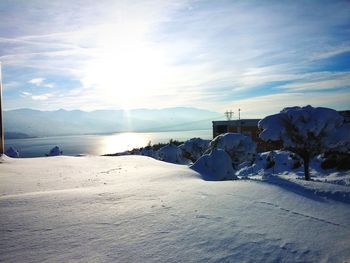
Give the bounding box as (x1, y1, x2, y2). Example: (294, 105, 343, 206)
(101, 133, 150, 154)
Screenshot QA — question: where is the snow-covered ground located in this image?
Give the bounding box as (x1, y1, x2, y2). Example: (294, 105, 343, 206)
(1, 155, 350, 262)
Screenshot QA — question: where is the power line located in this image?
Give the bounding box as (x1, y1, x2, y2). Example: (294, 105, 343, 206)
(225, 110, 233, 120)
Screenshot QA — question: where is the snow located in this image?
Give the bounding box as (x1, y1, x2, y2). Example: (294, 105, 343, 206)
(179, 138, 210, 162)
(125, 138, 210, 164)
(237, 150, 350, 203)
(259, 105, 349, 151)
(191, 149, 237, 180)
(138, 147, 159, 159)
(157, 143, 188, 164)
(237, 151, 302, 177)
(209, 133, 256, 168)
(1, 155, 350, 262)
(125, 135, 253, 168)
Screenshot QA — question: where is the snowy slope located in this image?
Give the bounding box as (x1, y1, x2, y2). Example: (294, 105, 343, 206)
(1, 155, 350, 262)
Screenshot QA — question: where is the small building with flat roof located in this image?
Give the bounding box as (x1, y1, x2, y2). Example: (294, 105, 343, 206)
(212, 119, 282, 152)
(212, 119, 260, 139)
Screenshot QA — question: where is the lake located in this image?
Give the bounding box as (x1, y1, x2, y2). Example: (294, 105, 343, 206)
(5, 130, 213, 158)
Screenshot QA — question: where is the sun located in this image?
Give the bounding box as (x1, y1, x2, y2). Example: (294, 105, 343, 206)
(81, 28, 169, 110)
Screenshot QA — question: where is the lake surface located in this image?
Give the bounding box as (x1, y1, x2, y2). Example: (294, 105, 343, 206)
(5, 130, 212, 158)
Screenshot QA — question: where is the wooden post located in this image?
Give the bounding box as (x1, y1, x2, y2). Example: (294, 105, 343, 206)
(0, 62, 4, 155)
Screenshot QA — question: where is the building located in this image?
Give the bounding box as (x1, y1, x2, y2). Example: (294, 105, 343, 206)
(212, 119, 282, 152)
(212, 119, 260, 139)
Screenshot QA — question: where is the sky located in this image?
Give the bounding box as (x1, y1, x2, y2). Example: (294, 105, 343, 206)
(0, 0, 349, 117)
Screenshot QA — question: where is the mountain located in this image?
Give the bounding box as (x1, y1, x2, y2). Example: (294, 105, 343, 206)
(4, 107, 222, 137)
(4, 132, 35, 139)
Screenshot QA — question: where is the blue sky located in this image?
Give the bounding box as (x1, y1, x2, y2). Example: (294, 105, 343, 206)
(1, 0, 349, 117)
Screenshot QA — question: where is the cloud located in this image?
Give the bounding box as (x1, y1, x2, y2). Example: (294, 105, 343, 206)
(1, 1, 349, 112)
(27, 77, 54, 88)
(228, 91, 350, 118)
(21, 91, 32, 97)
(20, 91, 53, 101)
(44, 83, 54, 88)
(279, 72, 350, 91)
(310, 45, 350, 61)
(31, 93, 53, 100)
(28, 78, 44, 85)
(2, 81, 20, 89)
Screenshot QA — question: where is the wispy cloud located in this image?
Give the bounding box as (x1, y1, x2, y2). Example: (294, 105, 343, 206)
(279, 71, 350, 92)
(44, 83, 54, 88)
(21, 91, 54, 101)
(28, 78, 44, 85)
(310, 45, 350, 60)
(27, 77, 55, 89)
(31, 93, 53, 101)
(21, 91, 31, 97)
(3, 81, 20, 89)
(231, 91, 350, 118)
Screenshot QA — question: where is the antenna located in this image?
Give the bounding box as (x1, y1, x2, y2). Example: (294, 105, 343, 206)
(0, 62, 4, 155)
(225, 110, 233, 120)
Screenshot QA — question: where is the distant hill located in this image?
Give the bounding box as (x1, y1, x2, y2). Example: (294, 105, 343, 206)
(4, 132, 35, 139)
(4, 107, 222, 137)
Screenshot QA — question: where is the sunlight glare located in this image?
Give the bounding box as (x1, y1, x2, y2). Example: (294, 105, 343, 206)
(81, 25, 170, 109)
(101, 132, 150, 154)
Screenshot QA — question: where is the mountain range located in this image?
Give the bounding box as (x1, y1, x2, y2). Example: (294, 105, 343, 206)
(4, 107, 222, 138)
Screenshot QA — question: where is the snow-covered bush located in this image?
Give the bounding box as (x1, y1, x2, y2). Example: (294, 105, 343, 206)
(267, 151, 301, 170)
(47, 146, 62, 156)
(259, 105, 350, 180)
(138, 146, 159, 159)
(157, 144, 188, 164)
(5, 146, 19, 158)
(191, 149, 237, 180)
(208, 133, 256, 169)
(179, 138, 210, 162)
(237, 151, 302, 177)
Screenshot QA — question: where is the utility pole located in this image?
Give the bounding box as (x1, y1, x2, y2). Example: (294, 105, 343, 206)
(238, 108, 241, 120)
(225, 110, 233, 120)
(0, 62, 4, 155)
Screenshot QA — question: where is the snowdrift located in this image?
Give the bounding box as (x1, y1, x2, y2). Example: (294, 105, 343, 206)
(191, 149, 237, 180)
(1, 155, 350, 262)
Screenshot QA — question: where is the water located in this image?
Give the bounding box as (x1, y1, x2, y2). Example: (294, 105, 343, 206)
(5, 130, 213, 158)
